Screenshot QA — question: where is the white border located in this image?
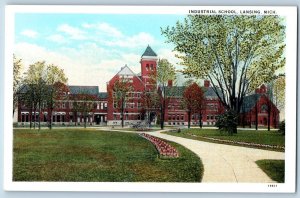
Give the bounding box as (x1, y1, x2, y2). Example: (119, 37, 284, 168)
(4, 5, 297, 193)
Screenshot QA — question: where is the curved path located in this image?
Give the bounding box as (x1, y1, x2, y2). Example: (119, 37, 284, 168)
(144, 130, 284, 183)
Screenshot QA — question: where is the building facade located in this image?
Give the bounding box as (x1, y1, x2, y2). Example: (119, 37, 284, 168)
(239, 84, 280, 128)
(16, 85, 108, 126)
(15, 46, 280, 128)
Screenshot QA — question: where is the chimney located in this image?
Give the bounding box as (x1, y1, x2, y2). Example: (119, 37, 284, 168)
(204, 80, 210, 88)
(168, 80, 173, 87)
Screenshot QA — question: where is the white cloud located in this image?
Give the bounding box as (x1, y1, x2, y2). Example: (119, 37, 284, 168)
(20, 29, 38, 38)
(47, 34, 66, 43)
(104, 32, 155, 48)
(14, 42, 146, 92)
(83, 22, 123, 38)
(57, 24, 86, 40)
(157, 48, 182, 68)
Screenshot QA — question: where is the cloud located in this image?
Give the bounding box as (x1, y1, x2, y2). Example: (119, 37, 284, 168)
(20, 29, 38, 38)
(82, 22, 156, 48)
(104, 32, 155, 48)
(157, 48, 182, 68)
(57, 24, 86, 40)
(14, 42, 145, 92)
(83, 22, 123, 38)
(47, 34, 66, 44)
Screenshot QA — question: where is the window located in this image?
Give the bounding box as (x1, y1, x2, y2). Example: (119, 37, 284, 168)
(211, 115, 214, 120)
(62, 102, 66, 109)
(100, 103, 103, 109)
(104, 103, 107, 109)
(207, 115, 210, 120)
(150, 64, 154, 71)
(261, 104, 268, 112)
(146, 64, 149, 71)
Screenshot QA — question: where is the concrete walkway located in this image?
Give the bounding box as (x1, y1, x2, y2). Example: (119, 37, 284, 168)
(144, 130, 285, 183)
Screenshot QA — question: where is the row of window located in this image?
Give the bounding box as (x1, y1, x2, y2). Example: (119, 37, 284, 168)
(113, 92, 142, 98)
(167, 114, 218, 121)
(145, 64, 155, 71)
(167, 122, 216, 126)
(113, 102, 142, 109)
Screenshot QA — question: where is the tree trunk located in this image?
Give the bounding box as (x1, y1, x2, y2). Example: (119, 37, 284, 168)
(188, 110, 191, 129)
(255, 103, 258, 131)
(267, 108, 271, 131)
(49, 107, 53, 130)
(199, 112, 202, 129)
(29, 107, 32, 129)
(121, 98, 124, 128)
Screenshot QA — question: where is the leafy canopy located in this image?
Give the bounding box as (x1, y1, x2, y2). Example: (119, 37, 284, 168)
(162, 15, 285, 113)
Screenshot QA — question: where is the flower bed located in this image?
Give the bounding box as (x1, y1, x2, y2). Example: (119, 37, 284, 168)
(139, 133, 179, 158)
(187, 133, 285, 150)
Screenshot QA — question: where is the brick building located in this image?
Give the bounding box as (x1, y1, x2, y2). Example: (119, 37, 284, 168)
(106, 45, 157, 126)
(15, 46, 280, 128)
(16, 85, 108, 126)
(239, 84, 280, 128)
(164, 80, 225, 126)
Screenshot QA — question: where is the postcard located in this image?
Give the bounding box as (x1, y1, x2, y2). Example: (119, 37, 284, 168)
(4, 5, 297, 192)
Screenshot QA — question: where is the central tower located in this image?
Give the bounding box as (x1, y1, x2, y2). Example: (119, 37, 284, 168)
(140, 45, 158, 90)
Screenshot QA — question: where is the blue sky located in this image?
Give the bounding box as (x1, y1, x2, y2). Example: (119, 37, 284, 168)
(14, 13, 186, 91)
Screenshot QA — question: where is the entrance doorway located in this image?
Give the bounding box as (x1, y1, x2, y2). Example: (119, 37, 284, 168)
(95, 115, 101, 125)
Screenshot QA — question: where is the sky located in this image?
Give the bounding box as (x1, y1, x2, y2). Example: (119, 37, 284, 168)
(14, 13, 186, 92)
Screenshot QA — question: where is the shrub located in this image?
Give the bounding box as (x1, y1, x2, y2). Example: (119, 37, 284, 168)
(215, 110, 238, 135)
(279, 120, 285, 135)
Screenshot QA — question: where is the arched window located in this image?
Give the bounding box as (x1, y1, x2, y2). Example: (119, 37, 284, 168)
(146, 64, 149, 71)
(261, 104, 268, 112)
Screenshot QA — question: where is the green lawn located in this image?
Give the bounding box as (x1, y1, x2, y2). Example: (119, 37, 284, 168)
(13, 128, 203, 182)
(256, 160, 285, 183)
(165, 128, 285, 151)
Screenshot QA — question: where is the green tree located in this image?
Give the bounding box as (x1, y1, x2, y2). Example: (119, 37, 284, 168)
(22, 61, 68, 130)
(141, 90, 160, 127)
(13, 55, 23, 117)
(155, 59, 176, 129)
(23, 61, 47, 130)
(112, 77, 133, 128)
(162, 15, 285, 133)
(74, 92, 96, 128)
(273, 74, 285, 114)
(45, 65, 68, 129)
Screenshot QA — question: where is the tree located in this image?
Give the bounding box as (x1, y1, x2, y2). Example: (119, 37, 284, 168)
(141, 90, 160, 127)
(23, 61, 48, 130)
(22, 61, 68, 130)
(13, 55, 22, 117)
(182, 83, 205, 128)
(155, 59, 176, 129)
(73, 92, 96, 128)
(112, 77, 133, 128)
(45, 65, 68, 129)
(162, 15, 285, 133)
(273, 74, 285, 115)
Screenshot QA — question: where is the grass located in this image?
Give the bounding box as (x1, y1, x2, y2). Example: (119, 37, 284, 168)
(13, 128, 203, 182)
(256, 160, 285, 183)
(164, 128, 285, 151)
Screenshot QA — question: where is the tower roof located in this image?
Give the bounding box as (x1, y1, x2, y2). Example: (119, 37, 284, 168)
(142, 45, 157, 57)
